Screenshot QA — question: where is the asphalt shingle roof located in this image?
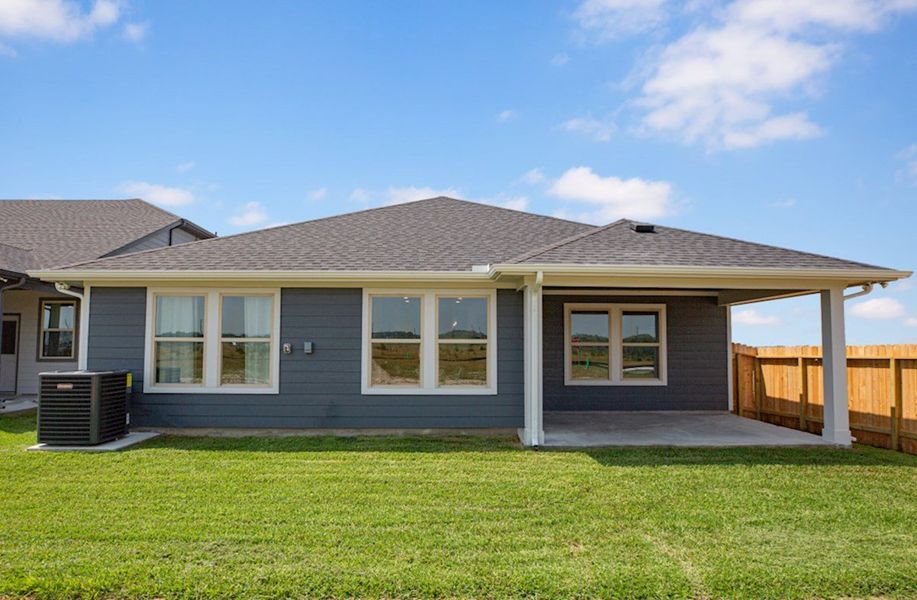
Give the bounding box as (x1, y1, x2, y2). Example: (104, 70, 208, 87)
(51, 197, 594, 272)
(0, 199, 211, 273)
(41, 197, 896, 274)
(509, 219, 886, 270)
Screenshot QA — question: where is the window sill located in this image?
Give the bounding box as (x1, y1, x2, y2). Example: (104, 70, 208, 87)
(361, 386, 498, 396)
(143, 385, 279, 395)
(564, 379, 667, 387)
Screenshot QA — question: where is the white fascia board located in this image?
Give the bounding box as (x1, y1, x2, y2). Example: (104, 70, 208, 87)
(490, 263, 912, 282)
(29, 269, 499, 284)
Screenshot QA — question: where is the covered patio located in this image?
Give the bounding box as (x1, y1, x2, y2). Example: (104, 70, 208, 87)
(543, 411, 830, 447)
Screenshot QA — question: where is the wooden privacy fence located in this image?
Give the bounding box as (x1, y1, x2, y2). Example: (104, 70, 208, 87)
(733, 344, 917, 454)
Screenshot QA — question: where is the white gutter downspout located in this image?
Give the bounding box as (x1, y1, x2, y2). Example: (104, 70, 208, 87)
(843, 282, 884, 301)
(54, 282, 89, 370)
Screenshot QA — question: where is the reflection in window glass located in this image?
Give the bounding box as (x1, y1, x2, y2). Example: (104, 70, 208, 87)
(438, 343, 487, 385)
(155, 341, 204, 384)
(43, 302, 75, 329)
(571, 345, 610, 380)
(622, 312, 658, 343)
(221, 341, 270, 384)
(371, 343, 421, 386)
(42, 331, 73, 358)
(438, 297, 487, 339)
(372, 297, 421, 339)
(570, 312, 609, 343)
(623, 346, 658, 379)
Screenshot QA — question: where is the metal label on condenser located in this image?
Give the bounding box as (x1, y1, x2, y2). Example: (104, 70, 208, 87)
(56, 383, 74, 390)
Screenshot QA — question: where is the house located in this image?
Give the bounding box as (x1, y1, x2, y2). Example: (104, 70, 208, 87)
(0, 200, 213, 402)
(30, 197, 910, 446)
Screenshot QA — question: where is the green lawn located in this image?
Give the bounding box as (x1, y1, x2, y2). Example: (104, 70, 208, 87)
(2, 413, 917, 599)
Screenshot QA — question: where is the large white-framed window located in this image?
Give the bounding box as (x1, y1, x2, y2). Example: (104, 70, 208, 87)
(144, 288, 280, 394)
(564, 303, 667, 386)
(362, 289, 497, 395)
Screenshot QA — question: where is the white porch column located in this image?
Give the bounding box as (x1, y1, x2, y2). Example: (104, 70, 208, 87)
(820, 286, 852, 446)
(521, 273, 544, 447)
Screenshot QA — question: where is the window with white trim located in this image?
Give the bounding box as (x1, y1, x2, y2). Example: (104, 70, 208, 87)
(564, 303, 667, 386)
(363, 290, 497, 394)
(146, 289, 279, 393)
(39, 299, 78, 360)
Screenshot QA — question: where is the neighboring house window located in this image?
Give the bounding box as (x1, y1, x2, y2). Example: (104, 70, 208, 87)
(38, 299, 78, 360)
(363, 290, 497, 395)
(145, 289, 279, 394)
(564, 303, 667, 386)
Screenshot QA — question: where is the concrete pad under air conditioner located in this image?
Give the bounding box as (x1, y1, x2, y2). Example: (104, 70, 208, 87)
(27, 431, 160, 452)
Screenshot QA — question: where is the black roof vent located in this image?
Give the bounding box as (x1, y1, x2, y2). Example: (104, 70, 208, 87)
(630, 222, 656, 233)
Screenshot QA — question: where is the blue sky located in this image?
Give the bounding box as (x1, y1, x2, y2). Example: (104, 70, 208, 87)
(1, 0, 915, 346)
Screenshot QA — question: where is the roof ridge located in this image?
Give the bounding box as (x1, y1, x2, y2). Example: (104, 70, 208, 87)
(49, 196, 592, 271)
(505, 219, 626, 264)
(0, 240, 34, 252)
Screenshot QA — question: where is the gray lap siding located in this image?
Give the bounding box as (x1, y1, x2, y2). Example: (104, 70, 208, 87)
(542, 294, 728, 411)
(87, 287, 524, 428)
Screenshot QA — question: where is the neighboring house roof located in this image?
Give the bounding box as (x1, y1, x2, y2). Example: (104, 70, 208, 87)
(0, 199, 214, 274)
(0, 242, 36, 276)
(507, 219, 885, 271)
(31, 197, 902, 277)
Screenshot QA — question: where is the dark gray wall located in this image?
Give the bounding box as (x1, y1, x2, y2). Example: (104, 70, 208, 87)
(542, 294, 728, 411)
(88, 287, 524, 429)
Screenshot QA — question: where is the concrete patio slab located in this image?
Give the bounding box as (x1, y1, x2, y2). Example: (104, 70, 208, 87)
(1, 395, 37, 415)
(27, 431, 160, 452)
(543, 411, 832, 448)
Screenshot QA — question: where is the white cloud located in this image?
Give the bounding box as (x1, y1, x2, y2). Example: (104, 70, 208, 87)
(498, 109, 518, 122)
(228, 201, 269, 228)
(350, 187, 371, 204)
(632, 0, 917, 149)
(905, 317, 917, 327)
(175, 160, 195, 173)
(0, 42, 17, 57)
(850, 297, 907, 320)
(897, 144, 917, 185)
(733, 309, 781, 326)
(771, 198, 797, 208)
(482, 195, 529, 211)
(0, 0, 121, 43)
(547, 166, 675, 222)
(117, 181, 194, 207)
(308, 187, 327, 200)
(518, 168, 545, 185)
(384, 186, 461, 205)
(122, 21, 147, 43)
(559, 116, 616, 141)
(572, 0, 669, 39)
(551, 52, 569, 66)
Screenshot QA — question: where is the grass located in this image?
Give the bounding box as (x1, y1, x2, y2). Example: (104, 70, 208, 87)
(2, 413, 917, 599)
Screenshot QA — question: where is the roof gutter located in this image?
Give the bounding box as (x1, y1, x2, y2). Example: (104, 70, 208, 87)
(29, 269, 497, 283)
(490, 263, 912, 282)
